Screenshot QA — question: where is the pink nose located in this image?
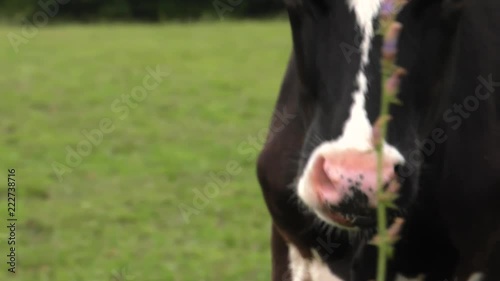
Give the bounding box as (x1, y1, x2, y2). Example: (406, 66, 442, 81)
(310, 150, 396, 207)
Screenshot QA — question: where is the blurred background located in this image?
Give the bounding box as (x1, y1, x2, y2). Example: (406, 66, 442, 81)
(0, 1, 289, 281)
(0, 1, 401, 280)
(0, 0, 285, 22)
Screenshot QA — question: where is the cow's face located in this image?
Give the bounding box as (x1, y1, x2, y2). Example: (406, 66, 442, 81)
(285, 0, 421, 231)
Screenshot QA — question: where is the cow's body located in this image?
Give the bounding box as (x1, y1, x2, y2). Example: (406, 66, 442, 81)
(380, 1, 500, 280)
(257, 0, 500, 280)
(391, 0, 500, 279)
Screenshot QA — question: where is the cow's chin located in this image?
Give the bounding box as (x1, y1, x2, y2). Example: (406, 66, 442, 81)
(311, 203, 377, 231)
(315, 206, 358, 230)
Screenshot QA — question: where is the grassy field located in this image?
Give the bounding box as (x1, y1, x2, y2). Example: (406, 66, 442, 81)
(0, 21, 292, 281)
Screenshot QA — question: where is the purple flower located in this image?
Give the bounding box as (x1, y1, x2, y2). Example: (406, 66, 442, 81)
(381, 0, 395, 16)
(383, 38, 398, 54)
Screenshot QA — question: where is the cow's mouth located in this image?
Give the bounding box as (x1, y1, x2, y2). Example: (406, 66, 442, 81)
(319, 205, 377, 229)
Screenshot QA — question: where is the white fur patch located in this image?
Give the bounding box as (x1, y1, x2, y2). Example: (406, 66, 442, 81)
(467, 272, 485, 281)
(288, 245, 344, 281)
(289, 245, 310, 281)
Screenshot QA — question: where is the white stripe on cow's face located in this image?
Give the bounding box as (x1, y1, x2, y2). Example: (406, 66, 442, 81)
(342, 0, 380, 151)
(330, 0, 404, 162)
(349, 0, 382, 65)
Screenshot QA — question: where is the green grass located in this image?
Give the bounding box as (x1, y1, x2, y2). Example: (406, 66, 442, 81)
(0, 21, 292, 281)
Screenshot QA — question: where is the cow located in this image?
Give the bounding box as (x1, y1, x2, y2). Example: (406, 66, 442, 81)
(256, 0, 500, 280)
(257, 0, 402, 280)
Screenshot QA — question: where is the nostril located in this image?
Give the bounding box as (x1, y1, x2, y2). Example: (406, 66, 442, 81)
(394, 164, 404, 175)
(312, 156, 337, 190)
(308, 156, 349, 204)
(322, 158, 341, 183)
(382, 181, 389, 191)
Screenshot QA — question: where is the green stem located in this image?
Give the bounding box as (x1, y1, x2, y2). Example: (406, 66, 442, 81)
(376, 77, 392, 281)
(376, 200, 388, 281)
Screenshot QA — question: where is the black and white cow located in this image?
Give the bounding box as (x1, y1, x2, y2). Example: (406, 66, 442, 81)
(257, 0, 500, 280)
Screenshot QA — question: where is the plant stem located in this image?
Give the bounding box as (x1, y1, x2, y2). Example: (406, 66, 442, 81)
(375, 74, 393, 281)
